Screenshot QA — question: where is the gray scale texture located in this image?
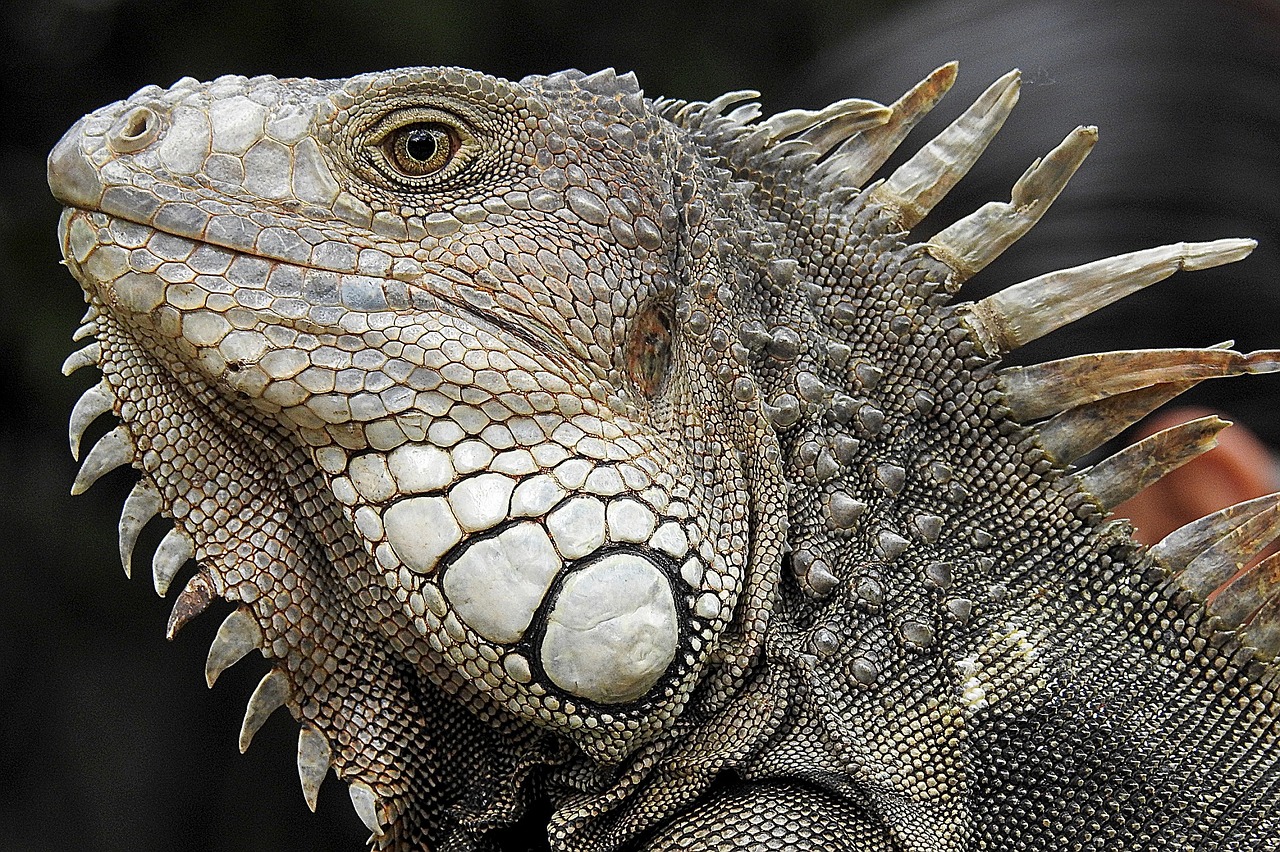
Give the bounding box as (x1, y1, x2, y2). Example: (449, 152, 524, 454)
(49, 62, 1280, 851)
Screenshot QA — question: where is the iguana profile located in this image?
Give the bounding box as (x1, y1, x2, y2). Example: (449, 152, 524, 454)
(49, 63, 1280, 850)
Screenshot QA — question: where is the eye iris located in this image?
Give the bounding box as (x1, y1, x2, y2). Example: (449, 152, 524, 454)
(388, 123, 454, 177)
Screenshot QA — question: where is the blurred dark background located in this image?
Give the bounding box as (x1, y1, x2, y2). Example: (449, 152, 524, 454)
(2, 0, 1278, 849)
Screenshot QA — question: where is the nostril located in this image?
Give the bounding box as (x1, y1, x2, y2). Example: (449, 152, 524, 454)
(122, 110, 150, 139)
(108, 105, 162, 153)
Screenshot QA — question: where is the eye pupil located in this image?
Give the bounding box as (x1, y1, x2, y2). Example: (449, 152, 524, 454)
(404, 128, 438, 163)
(383, 121, 457, 178)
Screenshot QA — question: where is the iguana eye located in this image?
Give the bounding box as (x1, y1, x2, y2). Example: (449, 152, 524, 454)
(385, 122, 457, 177)
(363, 107, 475, 186)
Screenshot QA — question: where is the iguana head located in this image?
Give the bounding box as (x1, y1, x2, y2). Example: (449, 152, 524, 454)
(51, 63, 1280, 849)
(50, 66, 792, 843)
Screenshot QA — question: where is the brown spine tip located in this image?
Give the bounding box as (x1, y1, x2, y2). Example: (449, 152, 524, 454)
(166, 571, 215, 640)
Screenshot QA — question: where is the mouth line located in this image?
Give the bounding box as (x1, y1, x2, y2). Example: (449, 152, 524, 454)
(60, 202, 580, 371)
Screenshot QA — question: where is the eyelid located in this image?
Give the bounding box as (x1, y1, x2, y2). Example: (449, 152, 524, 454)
(365, 106, 474, 147)
(359, 105, 479, 187)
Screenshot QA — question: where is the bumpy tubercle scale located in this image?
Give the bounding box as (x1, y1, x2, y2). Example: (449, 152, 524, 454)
(51, 64, 1280, 850)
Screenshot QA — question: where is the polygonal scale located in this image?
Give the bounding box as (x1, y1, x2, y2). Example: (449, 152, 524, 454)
(441, 522, 561, 644)
(540, 552, 680, 704)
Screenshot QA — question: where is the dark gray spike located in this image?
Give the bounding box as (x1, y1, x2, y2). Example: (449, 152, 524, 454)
(1211, 551, 1280, 628)
(813, 62, 958, 190)
(614, 70, 641, 94)
(1150, 492, 1280, 572)
(877, 530, 911, 561)
(928, 126, 1097, 285)
(871, 69, 1021, 228)
(1078, 415, 1229, 510)
(828, 492, 867, 529)
(963, 240, 1255, 357)
(1177, 502, 1280, 601)
(578, 67, 623, 95)
(803, 561, 839, 597)
(999, 347, 1280, 423)
(239, 669, 291, 753)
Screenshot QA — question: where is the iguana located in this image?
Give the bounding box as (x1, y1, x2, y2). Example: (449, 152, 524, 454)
(48, 63, 1280, 850)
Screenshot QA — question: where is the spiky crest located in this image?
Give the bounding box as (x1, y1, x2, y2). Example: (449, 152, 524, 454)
(671, 63, 1280, 687)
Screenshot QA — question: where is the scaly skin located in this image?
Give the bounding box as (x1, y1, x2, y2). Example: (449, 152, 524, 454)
(50, 65, 1280, 850)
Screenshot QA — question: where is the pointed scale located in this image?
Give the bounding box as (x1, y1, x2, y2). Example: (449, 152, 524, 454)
(1150, 492, 1280, 571)
(755, 98, 888, 149)
(151, 526, 194, 597)
(1077, 415, 1229, 510)
(1035, 344, 1234, 465)
(963, 239, 1256, 357)
(349, 782, 385, 836)
(725, 101, 763, 125)
(870, 69, 1021, 228)
(754, 104, 830, 140)
(1036, 381, 1196, 466)
(118, 479, 162, 579)
(795, 100, 893, 156)
(666, 90, 758, 129)
(239, 669, 291, 753)
(1175, 500, 1280, 602)
(68, 380, 114, 461)
(1210, 551, 1280, 628)
(813, 62, 958, 191)
(702, 90, 761, 121)
(61, 341, 100, 376)
(1150, 492, 1280, 661)
(297, 727, 332, 812)
(166, 571, 215, 640)
(71, 424, 132, 495)
(928, 125, 1097, 285)
(999, 347, 1280, 423)
(205, 608, 262, 687)
(1240, 594, 1280, 660)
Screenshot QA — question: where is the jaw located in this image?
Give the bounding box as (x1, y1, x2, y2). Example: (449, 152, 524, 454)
(64, 223, 575, 848)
